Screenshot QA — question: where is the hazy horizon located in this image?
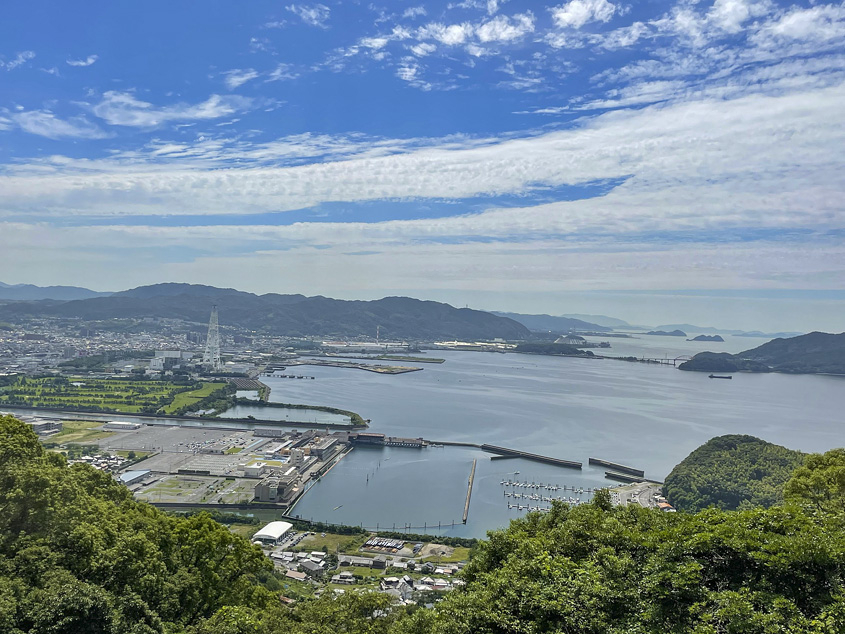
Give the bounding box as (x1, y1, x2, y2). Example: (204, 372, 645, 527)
(1, 277, 841, 333)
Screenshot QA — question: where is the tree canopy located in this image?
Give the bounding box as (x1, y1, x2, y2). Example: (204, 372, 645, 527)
(3, 415, 845, 634)
(663, 434, 806, 511)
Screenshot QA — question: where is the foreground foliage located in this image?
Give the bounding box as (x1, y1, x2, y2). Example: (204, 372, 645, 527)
(663, 434, 806, 511)
(3, 415, 845, 634)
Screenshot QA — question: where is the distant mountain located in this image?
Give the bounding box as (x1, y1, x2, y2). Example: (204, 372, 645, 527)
(0, 283, 111, 301)
(492, 312, 610, 333)
(655, 323, 802, 338)
(679, 332, 845, 374)
(561, 314, 632, 329)
(0, 283, 531, 341)
(647, 329, 687, 337)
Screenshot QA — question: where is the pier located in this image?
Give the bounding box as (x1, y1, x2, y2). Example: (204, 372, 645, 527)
(480, 444, 582, 469)
(463, 459, 477, 524)
(589, 458, 644, 477)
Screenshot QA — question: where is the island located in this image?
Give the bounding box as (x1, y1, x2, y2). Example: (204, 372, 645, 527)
(687, 334, 724, 342)
(679, 331, 845, 374)
(646, 329, 687, 337)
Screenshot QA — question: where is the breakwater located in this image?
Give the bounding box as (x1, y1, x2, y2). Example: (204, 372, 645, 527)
(588, 458, 644, 477)
(463, 459, 477, 524)
(480, 444, 582, 469)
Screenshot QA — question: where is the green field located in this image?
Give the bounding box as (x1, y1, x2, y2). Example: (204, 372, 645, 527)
(159, 381, 227, 414)
(0, 376, 227, 415)
(51, 420, 114, 444)
(421, 546, 471, 563)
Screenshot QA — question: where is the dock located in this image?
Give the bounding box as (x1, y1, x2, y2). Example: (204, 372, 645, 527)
(463, 459, 477, 524)
(589, 458, 644, 477)
(480, 444, 582, 470)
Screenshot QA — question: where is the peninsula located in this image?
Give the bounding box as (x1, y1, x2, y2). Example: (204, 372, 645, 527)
(679, 331, 845, 374)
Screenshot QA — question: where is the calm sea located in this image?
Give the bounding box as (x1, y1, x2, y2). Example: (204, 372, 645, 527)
(270, 336, 844, 537)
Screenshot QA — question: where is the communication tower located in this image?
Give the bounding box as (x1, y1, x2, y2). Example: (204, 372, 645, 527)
(203, 305, 222, 371)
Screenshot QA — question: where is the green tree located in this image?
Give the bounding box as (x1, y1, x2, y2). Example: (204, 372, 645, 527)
(784, 448, 845, 515)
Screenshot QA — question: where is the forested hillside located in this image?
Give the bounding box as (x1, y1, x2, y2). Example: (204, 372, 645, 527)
(0, 283, 531, 341)
(3, 415, 845, 633)
(663, 435, 806, 511)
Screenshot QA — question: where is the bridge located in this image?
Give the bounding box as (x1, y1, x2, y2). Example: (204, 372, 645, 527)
(631, 355, 692, 367)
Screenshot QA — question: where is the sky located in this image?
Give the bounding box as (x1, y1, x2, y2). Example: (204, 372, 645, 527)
(0, 0, 843, 331)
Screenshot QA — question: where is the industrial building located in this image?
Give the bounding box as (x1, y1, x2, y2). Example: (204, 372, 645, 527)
(252, 521, 293, 545)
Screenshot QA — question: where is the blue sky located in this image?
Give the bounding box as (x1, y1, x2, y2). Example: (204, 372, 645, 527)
(1, 0, 844, 330)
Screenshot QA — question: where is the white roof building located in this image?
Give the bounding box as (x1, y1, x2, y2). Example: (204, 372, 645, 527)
(253, 521, 293, 544)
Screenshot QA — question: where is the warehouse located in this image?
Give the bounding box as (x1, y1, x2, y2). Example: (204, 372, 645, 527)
(252, 521, 293, 545)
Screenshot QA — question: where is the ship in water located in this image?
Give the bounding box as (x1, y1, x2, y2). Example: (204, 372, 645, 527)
(708, 374, 733, 379)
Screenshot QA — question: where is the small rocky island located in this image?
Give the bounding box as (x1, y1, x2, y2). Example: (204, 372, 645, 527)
(647, 329, 687, 337)
(688, 335, 724, 342)
(679, 331, 845, 374)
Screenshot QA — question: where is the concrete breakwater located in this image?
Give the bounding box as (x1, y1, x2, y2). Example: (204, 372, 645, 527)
(588, 458, 644, 477)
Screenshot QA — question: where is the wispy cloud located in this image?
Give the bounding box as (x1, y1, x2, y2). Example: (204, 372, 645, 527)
(222, 68, 259, 90)
(12, 110, 109, 139)
(286, 4, 331, 28)
(91, 92, 253, 127)
(1, 51, 35, 71)
(66, 54, 99, 67)
(403, 6, 427, 19)
(266, 63, 299, 82)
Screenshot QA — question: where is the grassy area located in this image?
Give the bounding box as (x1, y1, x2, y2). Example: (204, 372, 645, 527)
(225, 446, 243, 454)
(295, 532, 370, 555)
(114, 450, 152, 460)
(51, 420, 114, 444)
(228, 523, 260, 539)
(421, 546, 471, 563)
(159, 382, 227, 414)
(0, 376, 224, 415)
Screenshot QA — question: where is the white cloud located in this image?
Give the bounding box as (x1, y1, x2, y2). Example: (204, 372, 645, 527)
(286, 4, 331, 27)
(753, 4, 845, 45)
(598, 21, 650, 49)
(267, 63, 299, 82)
(410, 42, 437, 56)
(12, 111, 109, 139)
(708, 0, 771, 34)
(551, 0, 618, 29)
(476, 13, 535, 43)
(2, 51, 35, 71)
(402, 6, 427, 19)
(91, 92, 252, 127)
(3, 82, 842, 234)
(222, 69, 259, 90)
(487, 0, 505, 15)
(418, 22, 475, 45)
(66, 54, 99, 67)
(360, 36, 391, 50)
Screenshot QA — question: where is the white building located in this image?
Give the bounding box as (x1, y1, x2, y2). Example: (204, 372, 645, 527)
(252, 521, 293, 545)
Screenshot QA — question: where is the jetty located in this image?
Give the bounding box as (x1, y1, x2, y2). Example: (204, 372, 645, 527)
(588, 458, 644, 477)
(605, 471, 664, 485)
(463, 459, 477, 524)
(480, 444, 582, 469)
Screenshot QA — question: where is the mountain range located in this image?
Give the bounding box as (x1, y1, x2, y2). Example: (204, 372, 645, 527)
(679, 332, 845, 374)
(0, 283, 531, 341)
(0, 282, 111, 301)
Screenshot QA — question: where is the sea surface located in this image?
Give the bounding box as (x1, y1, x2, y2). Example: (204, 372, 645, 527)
(268, 336, 844, 537)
